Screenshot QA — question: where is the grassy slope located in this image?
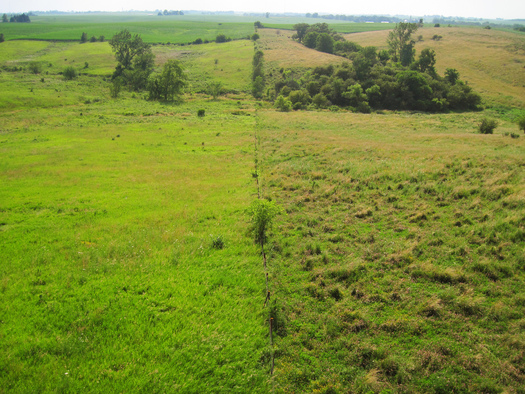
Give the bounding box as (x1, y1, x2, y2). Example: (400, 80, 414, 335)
(262, 111, 524, 393)
(345, 26, 525, 108)
(0, 40, 269, 392)
(2, 20, 525, 393)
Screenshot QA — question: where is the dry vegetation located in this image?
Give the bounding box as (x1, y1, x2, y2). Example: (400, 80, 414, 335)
(345, 27, 525, 107)
(258, 28, 345, 68)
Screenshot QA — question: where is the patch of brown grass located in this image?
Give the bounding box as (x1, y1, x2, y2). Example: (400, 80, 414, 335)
(257, 28, 346, 68)
(346, 27, 525, 107)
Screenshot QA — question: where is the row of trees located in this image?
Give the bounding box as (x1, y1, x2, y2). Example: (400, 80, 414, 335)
(80, 32, 105, 43)
(2, 13, 31, 23)
(274, 22, 481, 112)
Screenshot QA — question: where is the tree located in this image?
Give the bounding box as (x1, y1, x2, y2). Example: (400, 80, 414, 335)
(517, 116, 525, 133)
(0, 33, 4, 43)
(387, 22, 418, 63)
(251, 33, 260, 41)
(293, 23, 310, 42)
(90, 36, 97, 43)
(2, 14, 8, 23)
(316, 33, 334, 54)
(445, 68, 460, 85)
(109, 30, 154, 91)
(478, 118, 498, 134)
(303, 32, 319, 49)
(274, 95, 292, 112)
(63, 66, 78, 80)
(414, 48, 436, 75)
(254, 21, 263, 29)
(246, 199, 282, 247)
(148, 60, 186, 101)
(215, 34, 228, 43)
(80, 32, 88, 43)
(207, 81, 223, 99)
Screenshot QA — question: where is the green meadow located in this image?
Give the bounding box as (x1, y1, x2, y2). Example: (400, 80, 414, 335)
(1, 14, 525, 393)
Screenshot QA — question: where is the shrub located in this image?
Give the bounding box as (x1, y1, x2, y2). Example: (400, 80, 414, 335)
(274, 95, 292, 112)
(246, 199, 282, 246)
(109, 78, 122, 98)
(63, 66, 78, 80)
(210, 235, 224, 249)
(478, 118, 498, 134)
(517, 116, 525, 133)
(28, 62, 43, 74)
(197, 109, 205, 117)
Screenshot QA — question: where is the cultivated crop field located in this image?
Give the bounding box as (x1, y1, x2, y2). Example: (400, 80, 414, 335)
(1, 14, 525, 393)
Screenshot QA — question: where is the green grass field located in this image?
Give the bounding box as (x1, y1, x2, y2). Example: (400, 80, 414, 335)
(1, 16, 525, 393)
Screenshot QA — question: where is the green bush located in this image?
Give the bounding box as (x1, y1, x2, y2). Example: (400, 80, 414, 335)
(478, 118, 498, 134)
(246, 199, 282, 246)
(28, 62, 43, 74)
(274, 95, 292, 112)
(63, 66, 78, 80)
(197, 109, 205, 117)
(517, 116, 525, 133)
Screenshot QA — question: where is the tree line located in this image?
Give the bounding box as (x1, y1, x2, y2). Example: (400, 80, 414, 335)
(3, 13, 31, 23)
(271, 22, 481, 113)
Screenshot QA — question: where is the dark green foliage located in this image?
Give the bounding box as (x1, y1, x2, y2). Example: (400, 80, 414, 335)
(0, 33, 4, 43)
(414, 48, 437, 75)
(254, 21, 264, 29)
(252, 50, 265, 98)
(109, 78, 122, 98)
(216, 34, 231, 43)
(210, 235, 224, 249)
(62, 66, 78, 80)
(517, 116, 525, 133)
(109, 30, 154, 92)
(2, 14, 7, 23)
(303, 31, 318, 49)
(9, 13, 30, 23)
(246, 199, 282, 246)
(292, 23, 310, 42)
(99, 36, 105, 42)
(387, 22, 418, 63)
(445, 68, 460, 85)
(147, 60, 186, 101)
(478, 118, 498, 134)
(251, 33, 260, 41)
(80, 32, 88, 43)
(207, 81, 223, 99)
(275, 95, 292, 112)
(193, 38, 203, 44)
(315, 33, 334, 54)
(89, 35, 97, 43)
(197, 109, 205, 117)
(28, 61, 42, 74)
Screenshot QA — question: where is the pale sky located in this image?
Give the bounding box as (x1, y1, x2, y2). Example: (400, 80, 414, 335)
(1, 0, 524, 20)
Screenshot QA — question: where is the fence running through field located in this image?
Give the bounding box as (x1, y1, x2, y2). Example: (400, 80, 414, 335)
(253, 110, 276, 381)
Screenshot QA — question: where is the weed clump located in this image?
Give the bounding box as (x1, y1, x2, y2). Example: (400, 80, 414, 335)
(63, 66, 78, 80)
(478, 118, 498, 134)
(197, 109, 205, 117)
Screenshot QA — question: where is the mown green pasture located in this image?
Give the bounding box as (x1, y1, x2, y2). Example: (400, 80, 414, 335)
(0, 39, 270, 392)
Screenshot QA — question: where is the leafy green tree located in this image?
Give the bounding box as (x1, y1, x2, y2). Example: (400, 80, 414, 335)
(254, 21, 263, 29)
(316, 33, 334, 54)
(445, 68, 460, 85)
(2, 14, 8, 23)
(0, 33, 4, 43)
(414, 48, 437, 75)
(99, 36, 105, 42)
(109, 30, 154, 91)
(148, 60, 186, 101)
(251, 33, 260, 41)
(216, 34, 229, 43)
(303, 32, 319, 49)
(274, 95, 292, 112)
(28, 61, 42, 74)
(252, 50, 264, 81)
(312, 93, 330, 108)
(478, 118, 498, 134)
(90, 35, 97, 43)
(399, 40, 415, 67)
(207, 81, 223, 99)
(63, 66, 78, 80)
(252, 76, 265, 99)
(517, 116, 525, 133)
(292, 23, 310, 42)
(387, 22, 418, 63)
(246, 199, 282, 247)
(80, 32, 88, 43)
